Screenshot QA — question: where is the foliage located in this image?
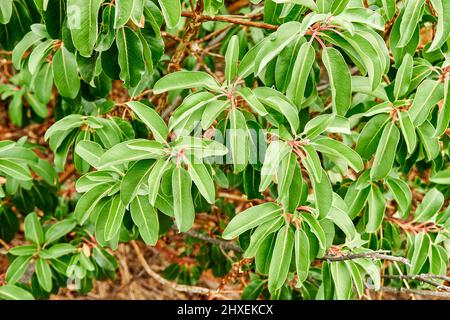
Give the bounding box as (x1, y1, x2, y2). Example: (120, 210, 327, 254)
(0, 0, 449, 300)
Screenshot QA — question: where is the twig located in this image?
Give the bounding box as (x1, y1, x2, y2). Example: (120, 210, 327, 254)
(183, 228, 243, 252)
(382, 274, 450, 292)
(324, 251, 411, 266)
(181, 11, 279, 30)
(130, 240, 217, 296)
(379, 286, 450, 299)
(0, 238, 11, 250)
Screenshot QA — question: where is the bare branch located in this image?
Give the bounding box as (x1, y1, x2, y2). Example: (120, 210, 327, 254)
(323, 251, 411, 266)
(382, 274, 450, 292)
(130, 240, 218, 296)
(181, 11, 279, 30)
(379, 286, 450, 299)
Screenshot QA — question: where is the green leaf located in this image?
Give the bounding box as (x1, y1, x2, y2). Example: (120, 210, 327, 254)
(311, 169, 332, 219)
(304, 114, 335, 140)
(414, 188, 444, 223)
(312, 137, 364, 172)
(67, 0, 102, 57)
(430, 169, 450, 184)
(120, 159, 154, 206)
(157, 0, 181, 28)
(74, 183, 114, 224)
(435, 76, 450, 136)
(172, 166, 195, 232)
(116, 26, 145, 87)
(25, 92, 47, 118)
(417, 120, 440, 161)
(408, 79, 444, 126)
(0, 0, 12, 24)
(9, 245, 37, 256)
(410, 232, 430, 275)
(98, 139, 165, 168)
(223, 203, 283, 240)
(370, 122, 400, 180)
(35, 258, 53, 292)
(366, 185, 386, 233)
(183, 157, 215, 204)
(0, 159, 32, 181)
(386, 177, 412, 219)
(356, 114, 390, 160)
(24, 212, 44, 245)
(286, 41, 315, 108)
(330, 261, 352, 300)
(114, 0, 133, 28)
(237, 88, 267, 116)
(148, 158, 171, 205)
(294, 227, 310, 285)
(225, 35, 239, 83)
(322, 47, 352, 116)
(301, 212, 326, 252)
(0, 285, 34, 300)
(126, 101, 168, 143)
(130, 195, 159, 245)
(104, 195, 126, 241)
(327, 194, 356, 241)
(398, 0, 425, 47)
(259, 140, 291, 191)
(41, 244, 76, 259)
(254, 22, 302, 75)
(397, 111, 417, 155)
(244, 217, 284, 258)
(393, 53, 413, 99)
(228, 108, 249, 173)
(5, 255, 32, 284)
(153, 71, 220, 94)
(44, 219, 76, 245)
(12, 31, 43, 69)
(52, 46, 80, 99)
(302, 144, 322, 183)
(428, 0, 450, 51)
(277, 152, 296, 204)
(344, 260, 364, 298)
(268, 224, 294, 293)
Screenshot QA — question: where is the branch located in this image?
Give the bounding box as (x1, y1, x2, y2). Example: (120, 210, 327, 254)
(183, 229, 243, 252)
(382, 274, 450, 292)
(130, 240, 217, 296)
(181, 11, 279, 30)
(323, 251, 411, 266)
(379, 286, 450, 299)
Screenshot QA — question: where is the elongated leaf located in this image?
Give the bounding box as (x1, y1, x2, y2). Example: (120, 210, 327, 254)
(116, 27, 145, 87)
(120, 159, 154, 206)
(322, 47, 351, 115)
(228, 108, 248, 173)
(268, 224, 294, 293)
(414, 188, 444, 222)
(386, 177, 412, 219)
(366, 185, 385, 233)
(24, 212, 44, 245)
(223, 203, 283, 240)
(397, 111, 417, 155)
(44, 219, 76, 245)
(183, 157, 215, 204)
(104, 195, 126, 241)
(35, 258, 52, 292)
(393, 53, 413, 99)
(67, 0, 102, 57)
(225, 35, 239, 83)
(158, 0, 180, 28)
(130, 195, 159, 245)
(5, 255, 32, 284)
(311, 169, 332, 219)
(0, 285, 34, 300)
(408, 79, 444, 126)
(52, 46, 80, 99)
(154, 71, 220, 94)
(312, 137, 364, 172)
(286, 41, 315, 108)
(294, 227, 310, 285)
(398, 0, 425, 47)
(370, 122, 400, 180)
(410, 232, 430, 275)
(126, 101, 168, 143)
(172, 166, 195, 232)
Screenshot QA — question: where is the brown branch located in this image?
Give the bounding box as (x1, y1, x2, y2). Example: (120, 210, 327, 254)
(181, 11, 279, 30)
(379, 286, 450, 299)
(324, 251, 411, 266)
(130, 240, 218, 296)
(182, 228, 243, 252)
(382, 274, 450, 292)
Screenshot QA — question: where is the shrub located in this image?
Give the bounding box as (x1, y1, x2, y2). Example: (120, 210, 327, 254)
(0, 0, 449, 300)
